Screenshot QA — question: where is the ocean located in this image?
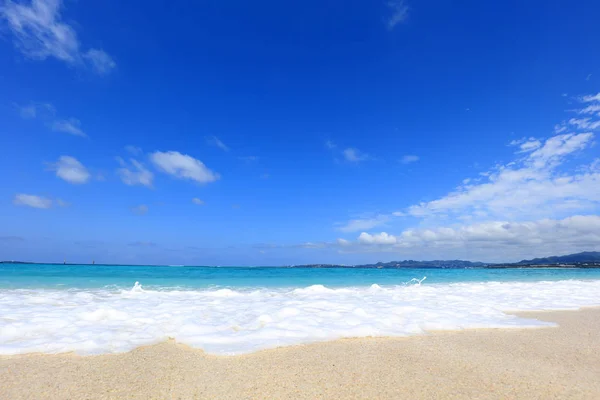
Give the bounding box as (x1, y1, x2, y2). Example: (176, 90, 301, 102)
(1, 263, 600, 355)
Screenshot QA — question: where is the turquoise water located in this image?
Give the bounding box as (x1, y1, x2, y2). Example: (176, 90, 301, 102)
(2, 263, 600, 355)
(2, 263, 600, 289)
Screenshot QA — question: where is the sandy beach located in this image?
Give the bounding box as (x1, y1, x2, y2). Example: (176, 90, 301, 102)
(1, 308, 599, 399)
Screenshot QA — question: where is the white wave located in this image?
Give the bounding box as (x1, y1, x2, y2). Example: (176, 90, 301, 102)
(1, 279, 600, 355)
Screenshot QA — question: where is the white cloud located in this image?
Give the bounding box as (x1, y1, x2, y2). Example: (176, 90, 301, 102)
(343, 147, 369, 162)
(13, 193, 52, 209)
(386, 0, 409, 30)
(313, 93, 600, 260)
(51, 118, 86, 137)
(358, 232, 397, 245)
(124, 145, 143, 156)
(116, 157, 153, 188)
(518, 140, 542, 152)
(50, 155, 90, 184)
(400, 155, 419, 164)
(528, 132, 593, 168)
(554, 124, 568, 134)
(128, 241, 157, 248)
(16, 103, 87, 138)
(0, 0, 115, 74)
(325, 140, 336, 149)
(192, 198, 204, 205)
(55, 198, 69, 207)
(337, 215, 600, 262)
(131, 204, 148, 215)
(336, 215, 389, 233)
(18, 104, 37, 119)
(150, 151, 220, 184)
(576, 104, 600, 116)
(206, 136, 229, 152)
(83, 49, 115, 75)
(16, 102, 54, 119)
(405, 132, 597, 220)
(581, 93, 600, 102)
(1, 0, 77, 62)
(509, 137, 542, 153)
(255, 241, 332, 250)
(337, 238, 350, 246)
(569, 117, 600, 130)
(297, 242, 330, 249)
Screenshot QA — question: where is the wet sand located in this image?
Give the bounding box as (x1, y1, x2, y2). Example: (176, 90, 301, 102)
(1, 308, 600, 399)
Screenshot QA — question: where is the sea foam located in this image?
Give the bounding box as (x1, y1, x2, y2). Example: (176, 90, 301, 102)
(1, 279, 599, 355)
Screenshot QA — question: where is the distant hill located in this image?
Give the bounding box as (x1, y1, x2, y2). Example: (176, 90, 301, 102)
(296, 252, 600, 269)
(3, 251, 600, 268)
(516, 251, 600, 265)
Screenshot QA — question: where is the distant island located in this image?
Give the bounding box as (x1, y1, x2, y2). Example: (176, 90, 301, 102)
(2, 251, 600, 268)
(292, 251, 600, 269)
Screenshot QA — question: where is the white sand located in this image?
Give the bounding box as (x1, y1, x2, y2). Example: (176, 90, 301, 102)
(1, 308, 600, 399)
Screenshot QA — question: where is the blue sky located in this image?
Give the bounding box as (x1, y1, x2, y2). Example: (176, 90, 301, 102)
(0, 0, 599, 265)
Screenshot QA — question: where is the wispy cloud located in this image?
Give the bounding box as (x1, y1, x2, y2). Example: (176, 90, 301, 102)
(124, 145, 143, 156)
(569, 117, 600, 130)
(327, 142, 373, 163)
(386, 0, 409, 30)
(576, 104, 600, 116)
(302, 92, 600, 260)
(55, 198, 69, 207)
(400, 155, 419, 164)
(16, 103, 86, 138)
(128, 241, 157, 247)
(509, 137, 542, 153)
(16, 102, 54, 120)
(0, 236, 25, 243)
(405, 132, 597, 220)
(342, 147, 370, 163)
(0, 0, 115, 74)
(336, 215, 389, 233)
(13, 193, 52, 209)
(581, 92, 600, 103)
(48, 155, 90, 184)
(83, 49, 116, 75)
(554, 123, 568, 134)
(116, 157, 154, 188)
(18, 104, 38, 119)
(51, 118, 86, 137)
(398, 93, 600, 222)
(150, 151, 220, 184)
(192, 197, 205, 205)
(254, 241, 332, 250)
(131, 204, 149, 215)
(206, 136, 229, 152)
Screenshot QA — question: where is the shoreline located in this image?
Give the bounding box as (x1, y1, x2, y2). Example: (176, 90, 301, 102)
(2, 309, 600, 399)
(3, 306, 598, 360)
